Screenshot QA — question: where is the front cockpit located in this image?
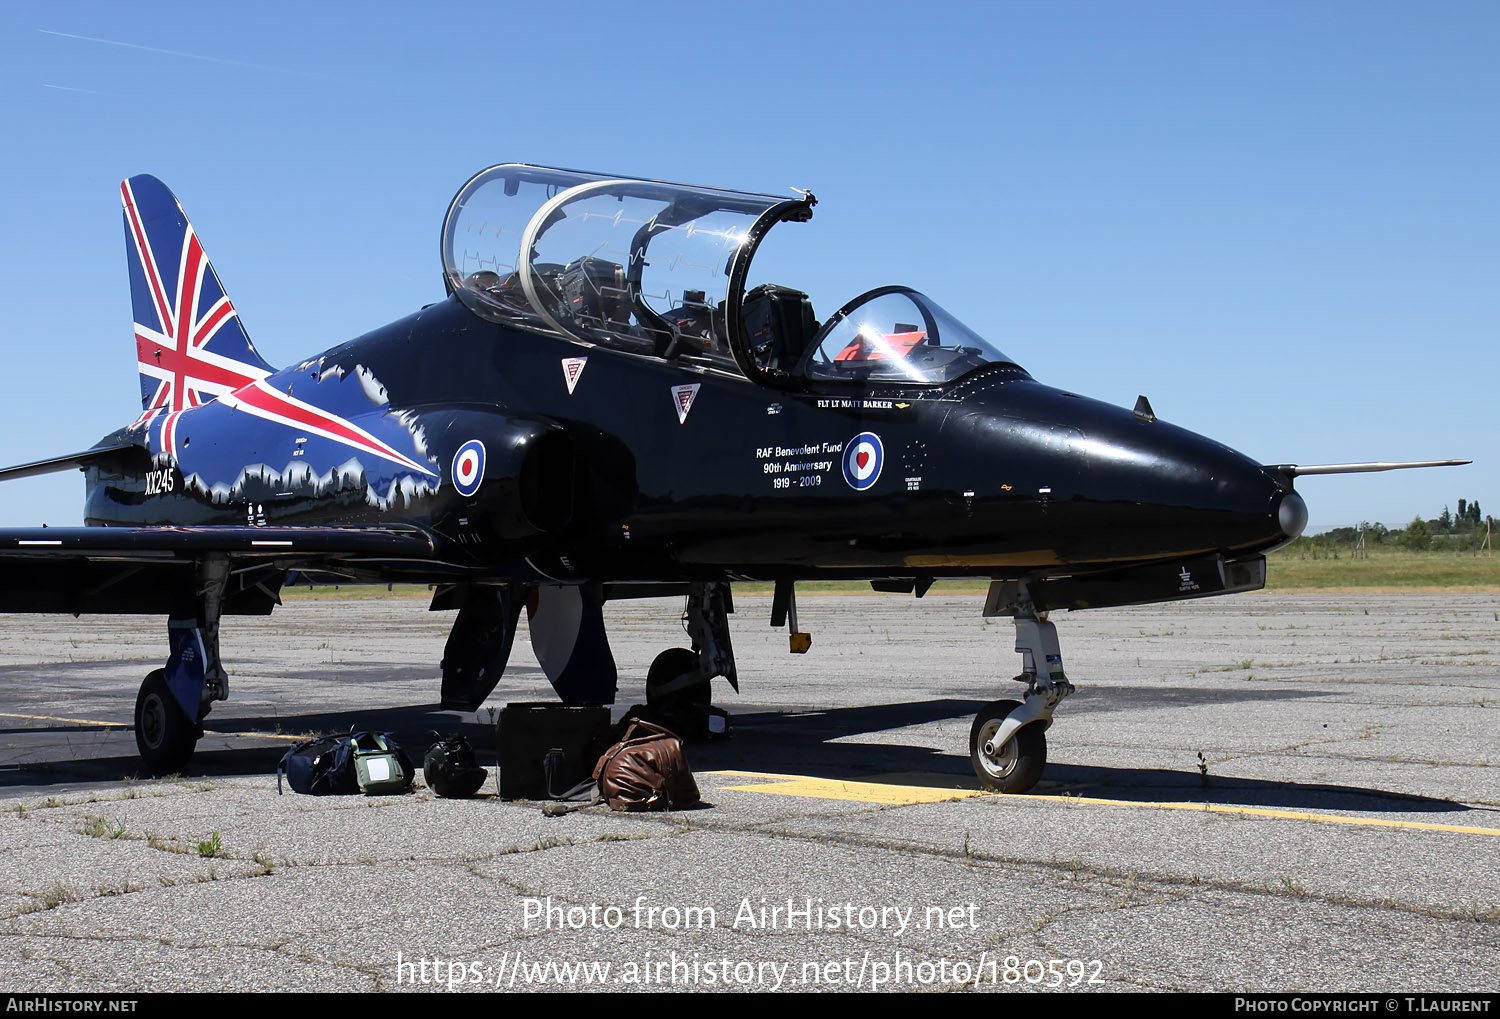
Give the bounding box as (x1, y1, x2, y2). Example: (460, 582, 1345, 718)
(441, 164, 1021, 388)
(797, 285, 1017, 385)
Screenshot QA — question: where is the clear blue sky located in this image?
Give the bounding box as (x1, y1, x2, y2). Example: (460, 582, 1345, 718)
(2, 0, 1493, 530)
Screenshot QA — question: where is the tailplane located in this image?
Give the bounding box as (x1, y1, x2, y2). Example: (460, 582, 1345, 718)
(121, 175, 274, 425)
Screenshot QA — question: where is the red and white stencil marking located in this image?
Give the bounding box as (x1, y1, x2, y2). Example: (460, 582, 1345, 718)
(672, 383, 700, 424)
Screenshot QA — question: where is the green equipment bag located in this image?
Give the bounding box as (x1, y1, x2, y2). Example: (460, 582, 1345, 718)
(351, 732, 414, 795)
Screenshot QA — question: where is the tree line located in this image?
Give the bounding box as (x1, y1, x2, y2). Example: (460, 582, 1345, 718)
(1286, 497, 1490, 554)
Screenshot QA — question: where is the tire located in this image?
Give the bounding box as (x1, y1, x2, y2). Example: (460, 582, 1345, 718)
(646, 648, 708, 708)
(134, 669, 200, 774)
(970, 699, 1046, 794)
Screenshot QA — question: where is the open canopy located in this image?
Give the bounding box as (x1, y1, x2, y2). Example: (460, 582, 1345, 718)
(442, 164, 1018, 387)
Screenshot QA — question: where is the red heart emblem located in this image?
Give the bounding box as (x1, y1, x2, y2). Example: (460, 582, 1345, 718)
(856, 451, 870, 470)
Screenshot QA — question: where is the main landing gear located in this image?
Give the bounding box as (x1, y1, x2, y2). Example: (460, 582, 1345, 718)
(134, 556, 231, 774)
(970, 586, 1075, 793)
(134, 668, 199, 773)
(645, 581, 735, 738)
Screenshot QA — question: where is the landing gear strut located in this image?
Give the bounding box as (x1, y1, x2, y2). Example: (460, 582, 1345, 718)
(134, 555, 230, 774)
(971, 584, 1075, 793)
(645, 581, 734, 737)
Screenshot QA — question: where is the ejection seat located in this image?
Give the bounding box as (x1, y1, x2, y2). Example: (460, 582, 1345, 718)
(743, 283, 817, 373)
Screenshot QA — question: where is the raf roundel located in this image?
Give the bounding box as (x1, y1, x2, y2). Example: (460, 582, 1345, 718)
(842, 432, 884, 491)
(452, 440, 486, 498)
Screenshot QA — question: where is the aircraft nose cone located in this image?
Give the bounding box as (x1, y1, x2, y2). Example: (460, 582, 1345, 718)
(1277, 489, 1308, 540)
(1059, 409, 1298, 560)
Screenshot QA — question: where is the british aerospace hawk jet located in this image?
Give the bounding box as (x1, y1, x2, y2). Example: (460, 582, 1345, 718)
(0, 165, 1466, 792)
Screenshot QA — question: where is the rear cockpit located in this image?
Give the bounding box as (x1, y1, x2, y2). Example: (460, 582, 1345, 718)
(441, 164, 1021, 387)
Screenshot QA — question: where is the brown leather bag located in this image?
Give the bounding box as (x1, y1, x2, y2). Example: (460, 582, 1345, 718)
(592, 718, 701, 811)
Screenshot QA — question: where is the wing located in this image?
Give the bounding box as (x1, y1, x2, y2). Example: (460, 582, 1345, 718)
(0, 524, 440, 615)
(0, 444, 151, 483)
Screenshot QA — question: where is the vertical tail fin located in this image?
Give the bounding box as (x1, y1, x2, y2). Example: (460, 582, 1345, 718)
(121, 175, 274, 425)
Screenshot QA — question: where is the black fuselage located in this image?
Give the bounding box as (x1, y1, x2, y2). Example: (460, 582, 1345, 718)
(84, 296, 1296, 588)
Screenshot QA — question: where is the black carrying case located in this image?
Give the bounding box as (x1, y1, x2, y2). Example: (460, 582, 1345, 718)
(499, 702, 611, 799)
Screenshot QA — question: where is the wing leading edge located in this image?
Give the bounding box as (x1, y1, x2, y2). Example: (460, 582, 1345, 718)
(0, 444, 151, 484)
(0, 525, 442, 616)
(0, 524, 435, 558)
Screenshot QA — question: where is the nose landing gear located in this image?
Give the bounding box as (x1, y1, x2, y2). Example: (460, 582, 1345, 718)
(970, 585, 1074, 793)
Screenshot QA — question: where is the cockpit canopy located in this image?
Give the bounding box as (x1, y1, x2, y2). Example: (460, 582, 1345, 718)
(441, 164, 1019, 386)
(798, 286, 1017, 385)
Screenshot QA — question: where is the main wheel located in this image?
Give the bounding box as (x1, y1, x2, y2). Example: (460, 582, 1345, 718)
(970, 699, 1046, 794)
(134, 669, 200, 774)
(646, 648, 708, 709)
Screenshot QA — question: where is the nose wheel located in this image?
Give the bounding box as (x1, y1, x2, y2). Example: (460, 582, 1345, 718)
(970, 699, 1046, 793)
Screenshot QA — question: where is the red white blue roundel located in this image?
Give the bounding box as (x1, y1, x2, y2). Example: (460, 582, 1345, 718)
(842, 432, 884, 491)
(452, 440, 486, 497)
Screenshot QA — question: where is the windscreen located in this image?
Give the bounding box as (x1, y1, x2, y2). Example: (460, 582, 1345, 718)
(800, 286, 1019, 384)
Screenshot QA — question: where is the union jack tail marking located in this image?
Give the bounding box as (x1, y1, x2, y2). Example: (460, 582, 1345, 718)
(122, 175, 433, 478)
(121, 175, 273, 426)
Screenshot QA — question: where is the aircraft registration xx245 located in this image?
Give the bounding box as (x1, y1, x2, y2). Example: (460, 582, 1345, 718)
(0, 165, 1468, 792)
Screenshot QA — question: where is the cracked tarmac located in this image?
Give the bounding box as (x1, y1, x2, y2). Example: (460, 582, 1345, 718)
(0, 590, 1497, 992)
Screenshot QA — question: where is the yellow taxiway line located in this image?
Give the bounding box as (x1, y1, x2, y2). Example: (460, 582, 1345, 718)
(715, 770, 990, 805)
(0, 711, 306, 741)
(0, 711, 130, 729)
(710, 770, 1500, 838)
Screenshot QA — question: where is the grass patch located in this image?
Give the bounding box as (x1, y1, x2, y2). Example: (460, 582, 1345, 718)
(22, 884, 82, 914)
(1265, 549, 1500, 590)
(282, 584, 432, 601)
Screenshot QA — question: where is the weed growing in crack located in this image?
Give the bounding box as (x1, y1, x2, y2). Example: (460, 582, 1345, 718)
(22, 884, 81, 913)
(196, 831, 223, 859)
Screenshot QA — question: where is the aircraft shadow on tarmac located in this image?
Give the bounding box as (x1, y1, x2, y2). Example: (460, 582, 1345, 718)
(2, 693, 1485, 821)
